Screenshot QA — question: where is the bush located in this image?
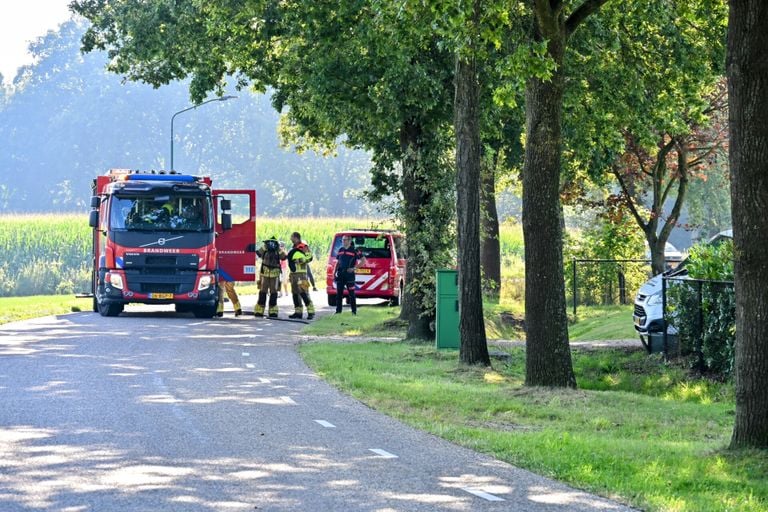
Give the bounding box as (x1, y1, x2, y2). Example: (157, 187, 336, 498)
(667, 239, 734, 375)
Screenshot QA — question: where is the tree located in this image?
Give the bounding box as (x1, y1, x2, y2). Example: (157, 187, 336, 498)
(727, 0, 768, 449)
(564, 0, 728, 276)
(522, 0, 609, 388)
(453, 0, 490, 365)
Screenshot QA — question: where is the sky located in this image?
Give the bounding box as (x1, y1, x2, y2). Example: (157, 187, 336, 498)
(0, 0, 74, 84)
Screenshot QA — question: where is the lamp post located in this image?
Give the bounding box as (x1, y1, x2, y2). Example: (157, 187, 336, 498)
(170, 95, 237, 171)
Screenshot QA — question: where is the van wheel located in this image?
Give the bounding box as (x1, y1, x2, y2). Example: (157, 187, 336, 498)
(328, 294, 337, 307)
(389, 283, 403, 307)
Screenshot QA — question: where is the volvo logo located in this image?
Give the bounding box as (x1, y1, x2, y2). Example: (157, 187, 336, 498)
(140, 235, 184, 248)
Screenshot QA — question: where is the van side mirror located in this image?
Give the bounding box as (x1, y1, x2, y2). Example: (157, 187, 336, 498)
(88, 210, 99, 228)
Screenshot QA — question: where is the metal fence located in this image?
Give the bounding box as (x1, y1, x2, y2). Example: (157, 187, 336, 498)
(662, 276, 735, 372)
(570, 259, 654, 315)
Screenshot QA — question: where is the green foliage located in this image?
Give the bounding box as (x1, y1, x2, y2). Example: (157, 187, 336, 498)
(668, 239, 735, 375)
(564, 211, 647, 306)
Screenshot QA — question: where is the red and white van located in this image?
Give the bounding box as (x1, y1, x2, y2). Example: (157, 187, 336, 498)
(325, 229, 406, 307)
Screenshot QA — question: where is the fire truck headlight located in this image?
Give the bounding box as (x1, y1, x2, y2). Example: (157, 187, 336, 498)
(198, 275, 213, 290)
(108, 273, 124, 290)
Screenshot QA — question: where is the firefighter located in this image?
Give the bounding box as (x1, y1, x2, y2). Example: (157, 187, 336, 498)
(254, 236, 286, 318)
(287, 231, 315, 320)
(334, 235, 365, 315)
(142, 199, 174, 226)
(216, 272, 242, 317)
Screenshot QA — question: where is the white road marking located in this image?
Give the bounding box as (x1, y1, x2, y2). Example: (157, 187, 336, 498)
(242, 352, 250, 357)
(368, 448, 398, 459)
(245, 364, 255, 369)
(314, 420, 336, 428)
(461, 488, 505, 502)
(280, 396, 297, 405)
(258, 378, 271, 384)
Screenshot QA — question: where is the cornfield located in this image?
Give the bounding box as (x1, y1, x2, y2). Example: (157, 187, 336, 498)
(0, 213, 525, 297)
(0, 214, 92, 296)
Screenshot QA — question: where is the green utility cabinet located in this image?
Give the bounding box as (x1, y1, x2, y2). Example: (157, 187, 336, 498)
(436, 269, 460, 349)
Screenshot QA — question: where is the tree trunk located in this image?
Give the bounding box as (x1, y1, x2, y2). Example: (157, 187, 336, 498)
(455, 49, 490, 366)
(728, 0, 768, 449)
(399, 120, 435, 340)
(480, 152, 501, 299)
(522, 8, 576, 388)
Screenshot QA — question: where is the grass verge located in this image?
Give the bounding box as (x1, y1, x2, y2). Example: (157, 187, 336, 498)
(299, 341, 766, 512)
(0, 294, 86, 324)
(569, 305, 637, 341)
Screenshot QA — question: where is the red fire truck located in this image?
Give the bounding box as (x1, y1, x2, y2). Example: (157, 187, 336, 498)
(88, 169, 256, 318)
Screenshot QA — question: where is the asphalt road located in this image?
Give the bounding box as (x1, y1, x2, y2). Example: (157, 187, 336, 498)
(0, 295, 635, 512)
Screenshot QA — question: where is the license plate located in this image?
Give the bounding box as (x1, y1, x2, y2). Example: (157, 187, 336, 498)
(356, 268, 371, 274)
(150, 293, 174, 299)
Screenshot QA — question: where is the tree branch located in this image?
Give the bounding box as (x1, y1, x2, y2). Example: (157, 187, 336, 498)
(565, 0, 611, 37)
(612, 166, 648, 231)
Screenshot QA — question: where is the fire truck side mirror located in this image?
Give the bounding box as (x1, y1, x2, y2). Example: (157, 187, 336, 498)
(221, 213, 232, 231)
(220, 198, 232, 231)
(88, 210, 99, 228)
(90, 196, 101, 208)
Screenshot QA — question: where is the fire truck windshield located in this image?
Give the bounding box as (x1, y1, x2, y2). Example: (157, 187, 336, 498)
(110, 195, 212, 232)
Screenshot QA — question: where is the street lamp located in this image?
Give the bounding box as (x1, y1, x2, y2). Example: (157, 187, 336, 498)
(170, 95, 237, 171)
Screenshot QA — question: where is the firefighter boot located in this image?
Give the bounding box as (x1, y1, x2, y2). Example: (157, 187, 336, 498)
(301, 292, 315, 320)
(289, 294, 303, 319)
(268, 293, 279, 318)
(254, 292, 268, 318)
(216, 288, 225, 317)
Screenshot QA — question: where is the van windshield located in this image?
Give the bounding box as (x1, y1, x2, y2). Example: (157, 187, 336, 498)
(332, 234, 392, 259)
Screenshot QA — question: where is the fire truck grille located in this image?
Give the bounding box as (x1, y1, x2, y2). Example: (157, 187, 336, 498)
(145, 256, 177, 266)
(141, 284, 177, 294)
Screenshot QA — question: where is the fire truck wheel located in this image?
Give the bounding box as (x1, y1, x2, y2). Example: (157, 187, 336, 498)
(327, 294, 337, 307)
(193, 305, 218, 318)
(98, 301, 123, 317)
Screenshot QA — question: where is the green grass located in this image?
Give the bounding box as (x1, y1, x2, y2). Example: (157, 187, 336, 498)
(299, 341, 767, 512)
(0, 294, 87, 324)
(569, 305, 638, 341)
(302, 304, 405, 337)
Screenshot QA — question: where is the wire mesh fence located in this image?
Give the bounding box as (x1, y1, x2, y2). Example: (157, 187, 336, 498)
(662, 276, 735, 374)
(569, 259, 657, 315)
